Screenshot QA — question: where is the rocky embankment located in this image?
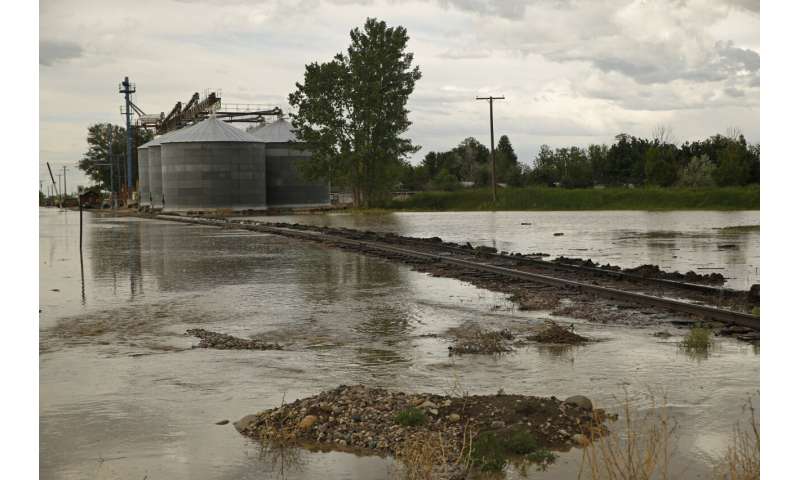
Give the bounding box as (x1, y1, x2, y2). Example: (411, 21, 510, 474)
(236, 385, 609, 477)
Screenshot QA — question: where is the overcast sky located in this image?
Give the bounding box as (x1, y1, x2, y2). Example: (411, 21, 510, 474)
(39, 0, 759, 193)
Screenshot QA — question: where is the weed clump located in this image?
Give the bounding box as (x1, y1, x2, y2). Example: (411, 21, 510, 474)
(681, 325, 713, 351)
(395, 407, 426, 427)
(470, 429, 557, 473)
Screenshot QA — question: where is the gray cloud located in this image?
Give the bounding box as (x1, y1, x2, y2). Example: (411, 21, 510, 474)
(39, 40, 83, 66)
(436, 0, 532, 19)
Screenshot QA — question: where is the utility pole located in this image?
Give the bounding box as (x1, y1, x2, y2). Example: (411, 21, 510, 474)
(119, 77, 136, 203)
(63, 165, 68, 198)
(56, 173, 63, 206)
(476, 95, 505, 203)
(107, 124, 115, 208)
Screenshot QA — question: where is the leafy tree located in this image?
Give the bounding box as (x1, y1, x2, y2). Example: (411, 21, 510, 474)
(677, 155, 716, 187)
(559, 147, 593, 188)
(606, 134, 651, 185)
(78, 123, 152, 192)
(289, 18, 422, 207)
(495, 135, 522, 184)
(714, 143, 751, 186)
(644, 145, 679, 187)
(530, 145, 560, 185)
(588, 144, 610, 184)
(431, 168, 460, 191)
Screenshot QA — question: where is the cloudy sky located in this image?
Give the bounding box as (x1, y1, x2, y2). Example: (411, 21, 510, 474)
(39, 0, 759, 192)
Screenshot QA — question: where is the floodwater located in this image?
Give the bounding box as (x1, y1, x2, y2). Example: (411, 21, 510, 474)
(39, 208, 759, 479)
(244, 210, 759, 290)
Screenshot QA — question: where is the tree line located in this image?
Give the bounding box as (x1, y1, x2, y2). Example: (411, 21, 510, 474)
(398, 131, 759, 191)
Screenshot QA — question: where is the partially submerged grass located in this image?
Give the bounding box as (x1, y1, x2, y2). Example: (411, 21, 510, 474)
(395, 407, 427, 427)
(470, 429, 557, 473)
(394, 427, 474, 480)
(716, 397, 760, 480)
(579, 390, 676, 480)
(681, 325, 713, 352)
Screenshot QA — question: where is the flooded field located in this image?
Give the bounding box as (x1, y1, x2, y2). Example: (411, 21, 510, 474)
(246, 210, 759, 290)
(39, 208, 759, 479)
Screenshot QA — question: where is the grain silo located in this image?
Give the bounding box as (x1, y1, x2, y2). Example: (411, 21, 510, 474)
(160, 116, 267, 211)
(145, 128, 180, 210)
(137, 142, 152, 206)
(250, 118, 330, 207)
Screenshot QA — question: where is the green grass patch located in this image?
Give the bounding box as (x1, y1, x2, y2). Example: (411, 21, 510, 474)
(682, 326, 713, 351)
(383, 185, 759, 211)
(394, 407, 426, 427)
(470, 429, 557, 472)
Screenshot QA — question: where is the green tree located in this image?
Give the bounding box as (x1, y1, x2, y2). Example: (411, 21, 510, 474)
(677, 154, 716, 187)
(530, 145, 560, 185)
(78, 124, 152, 192)
(495, 135, 521, 184)
(644, 145, 679, 186)
(714, 143, 751, 186)
(289, 18, 422, 207)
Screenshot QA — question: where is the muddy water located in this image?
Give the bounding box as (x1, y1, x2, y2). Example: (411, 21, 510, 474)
(40, 208, 759, 479)
(245, 211, 759, 290)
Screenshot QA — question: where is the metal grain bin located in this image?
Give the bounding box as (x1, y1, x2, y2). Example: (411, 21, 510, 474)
(250, 119, 329, 207)
(160, 116, 267, 211)
(137, 143, 151, 206)
(145, 129, 180, 209)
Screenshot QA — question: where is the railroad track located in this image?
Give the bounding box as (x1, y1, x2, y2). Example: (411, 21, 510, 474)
(156, 214, 760, 330)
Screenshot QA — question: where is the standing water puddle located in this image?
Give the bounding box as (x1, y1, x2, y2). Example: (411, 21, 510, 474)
(40, 208, 758, 479)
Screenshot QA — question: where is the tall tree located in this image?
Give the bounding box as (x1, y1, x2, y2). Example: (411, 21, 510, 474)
(289, 18, 422, 207)
(78, 123, 151, 192)
(495, 135, 521, 184)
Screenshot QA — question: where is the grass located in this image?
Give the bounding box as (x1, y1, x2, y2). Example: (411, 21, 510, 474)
(470, 429, 557, 473)
(681, 326, 713, 351)
(395, 407, 427, 427)
(383, 186, 759, 211)
(394, 428, 475, 480)
(579, 390, 676, 480)
(716, 397, 760, 480)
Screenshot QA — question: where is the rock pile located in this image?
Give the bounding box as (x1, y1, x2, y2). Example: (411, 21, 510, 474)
(186, 328, 282, 350)
(237, 385, 607, 475)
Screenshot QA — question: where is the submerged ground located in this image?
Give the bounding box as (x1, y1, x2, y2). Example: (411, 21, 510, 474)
(39, 208, 759, 479)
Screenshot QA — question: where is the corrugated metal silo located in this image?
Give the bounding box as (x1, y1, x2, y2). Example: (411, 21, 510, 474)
(137, 141, 153, 206)
(160, 116, 267, 211)
(146, 129, 179, 209)
(251, 118, 330, 207)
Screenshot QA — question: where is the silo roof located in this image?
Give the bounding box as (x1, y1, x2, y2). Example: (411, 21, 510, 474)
(250, 118, 298, 143)
(161, 116, 262, 144)
(140, 127, 181, 148)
